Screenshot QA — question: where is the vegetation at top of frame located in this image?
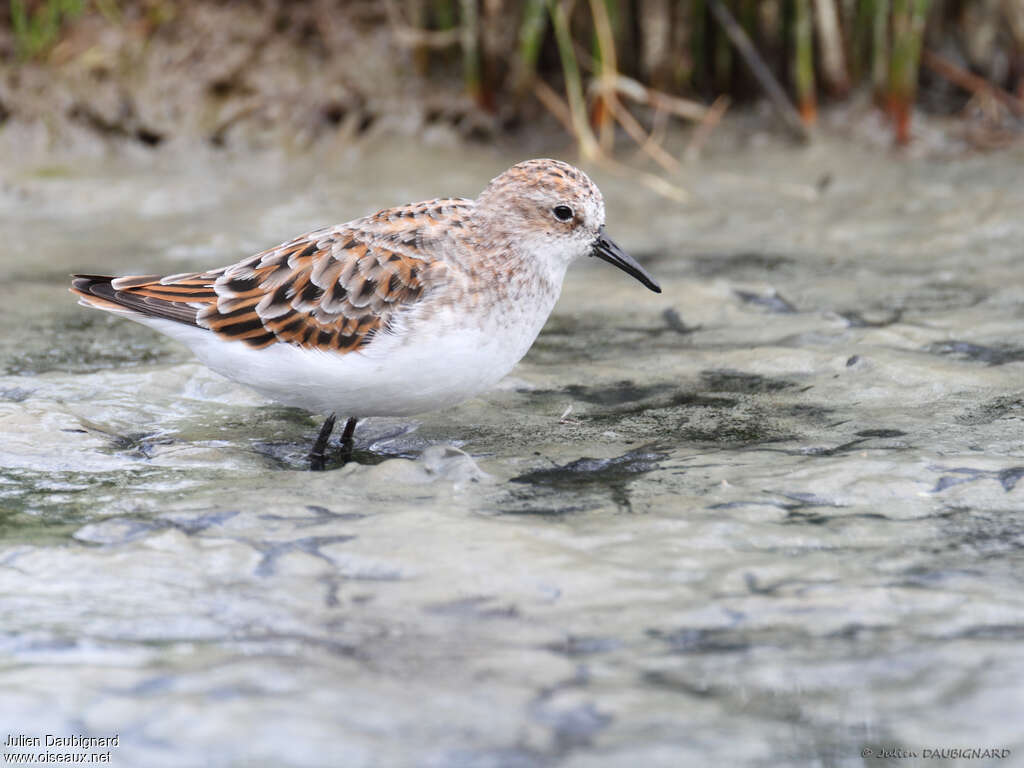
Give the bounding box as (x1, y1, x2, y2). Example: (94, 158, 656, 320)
(401, 0, 1022, 147)
(3, 0, 1022, 149)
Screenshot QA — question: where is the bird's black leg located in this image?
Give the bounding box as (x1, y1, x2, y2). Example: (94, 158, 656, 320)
(339, 417, 358, 465)
(309, 413, 337, 471)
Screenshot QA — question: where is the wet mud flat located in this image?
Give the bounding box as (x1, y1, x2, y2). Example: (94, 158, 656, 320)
(1, 135, 1024, 766)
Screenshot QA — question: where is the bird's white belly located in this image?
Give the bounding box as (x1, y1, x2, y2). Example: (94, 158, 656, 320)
(140, 308, 543, 417)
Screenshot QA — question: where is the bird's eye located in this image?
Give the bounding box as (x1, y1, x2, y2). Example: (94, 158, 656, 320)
(552, 205, 574, 222)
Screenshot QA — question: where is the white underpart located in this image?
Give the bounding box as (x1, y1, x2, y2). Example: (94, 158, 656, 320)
(126, 280, 562, 417)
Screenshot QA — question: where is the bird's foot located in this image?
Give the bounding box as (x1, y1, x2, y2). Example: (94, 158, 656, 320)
(309, 413, 337, 471)
(338, 417, 358, 466)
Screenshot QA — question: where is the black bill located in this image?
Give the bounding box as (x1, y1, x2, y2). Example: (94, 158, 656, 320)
(591, 226, 662, 293)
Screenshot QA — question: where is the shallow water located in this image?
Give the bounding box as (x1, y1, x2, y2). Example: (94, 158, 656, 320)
(2, 134, 1024, 767)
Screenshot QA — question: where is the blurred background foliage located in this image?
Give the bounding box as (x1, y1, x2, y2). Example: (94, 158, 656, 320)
(2, 0, 1022, 154)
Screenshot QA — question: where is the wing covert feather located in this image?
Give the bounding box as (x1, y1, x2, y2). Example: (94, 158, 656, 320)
(73, 223, 445, 353)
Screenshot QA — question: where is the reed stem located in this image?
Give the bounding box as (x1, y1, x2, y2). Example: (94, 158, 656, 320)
(871, 0, 890, 101)
(793, 0, 817, 124)
(407, 0, 429, 75)
(549, 0, 600, 158)
(707, 0, 810, 140)
(513, 0, 549, 97)
(589, 0, 619, 151)
(813, 0, 850, 95)
(714, 0, 733, 92)
(889, 0, 930, 143)
(458, 0, 481, 103)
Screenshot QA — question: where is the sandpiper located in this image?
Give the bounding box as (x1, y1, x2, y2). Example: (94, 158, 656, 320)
(72, 158, 661, 469)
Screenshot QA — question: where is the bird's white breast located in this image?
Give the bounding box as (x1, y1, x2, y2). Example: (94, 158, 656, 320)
(138, 281, 558, 417)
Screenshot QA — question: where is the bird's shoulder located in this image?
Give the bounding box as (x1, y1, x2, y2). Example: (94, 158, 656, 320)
(199, 201, 475, 349)
(78, 199, 480, 353)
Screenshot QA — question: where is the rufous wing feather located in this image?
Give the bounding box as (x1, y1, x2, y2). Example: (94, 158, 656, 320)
(71, 224, 443, 353)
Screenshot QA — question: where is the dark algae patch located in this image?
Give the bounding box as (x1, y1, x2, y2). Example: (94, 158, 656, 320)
(647, 627, 751, 654)
(102, 430, 176, 459)
(699, 369, 796, 393)
(507, 447, 668, 514)
(562, 381, 674, 407)
(925, 340, 1024, 366)
(690, 252, 795, 277)
(526, 373, 812, 449)
(957, 395, 1024, 425)
(511, 447, 668, 489)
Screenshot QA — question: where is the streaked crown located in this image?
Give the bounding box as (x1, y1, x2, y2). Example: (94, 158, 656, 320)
(473, 159, 607, 268)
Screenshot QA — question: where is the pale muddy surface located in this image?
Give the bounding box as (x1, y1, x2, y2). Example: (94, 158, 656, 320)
(1, 133, 1024, 767)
